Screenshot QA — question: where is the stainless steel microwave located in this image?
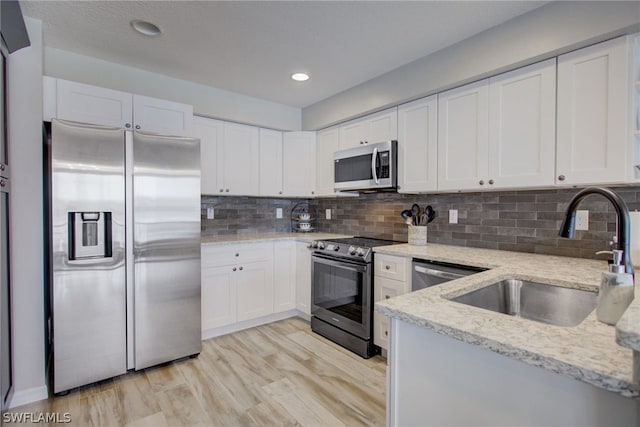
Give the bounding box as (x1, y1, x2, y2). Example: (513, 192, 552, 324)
(334, 140, 397, 192)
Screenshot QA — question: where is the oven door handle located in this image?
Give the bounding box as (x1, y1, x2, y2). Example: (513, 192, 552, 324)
(312, 254, 368, 272)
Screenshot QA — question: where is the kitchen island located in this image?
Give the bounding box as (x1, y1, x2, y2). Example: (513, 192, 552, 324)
(375, 243, 639, 426)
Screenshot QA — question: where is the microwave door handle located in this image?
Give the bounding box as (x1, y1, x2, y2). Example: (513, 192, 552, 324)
(371, 147, 379, 184)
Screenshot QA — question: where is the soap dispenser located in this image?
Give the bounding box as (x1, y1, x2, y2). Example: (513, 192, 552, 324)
(595, 250, 635, 325)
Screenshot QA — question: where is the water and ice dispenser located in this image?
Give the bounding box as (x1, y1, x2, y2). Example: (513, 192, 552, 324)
(68, 212, 112, 260)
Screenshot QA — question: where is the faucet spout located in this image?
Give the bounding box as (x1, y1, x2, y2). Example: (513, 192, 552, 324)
(558, 187, 634, 277)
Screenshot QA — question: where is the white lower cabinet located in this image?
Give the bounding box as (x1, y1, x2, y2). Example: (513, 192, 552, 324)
(273, 241, 296, 312)
(201, 242, 274, 333)
(295, 241, 312, 317)
(201, 239, 312, 338)
(373, 253, 410, 350)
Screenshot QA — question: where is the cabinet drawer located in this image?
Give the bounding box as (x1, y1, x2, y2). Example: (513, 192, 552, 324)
(202, 242, 273, 268)
(374, 253, 408, 281)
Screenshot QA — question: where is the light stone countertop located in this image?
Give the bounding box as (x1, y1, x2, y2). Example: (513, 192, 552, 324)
(201, 232, 351, 246)
(374, 243, 640, 398)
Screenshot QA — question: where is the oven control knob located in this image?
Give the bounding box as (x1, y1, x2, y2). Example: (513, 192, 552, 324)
(356, 247, 365, 257)
(317, 242, 326, 250)
(333, 245, 340, 251)
(348, 246, 357, 255)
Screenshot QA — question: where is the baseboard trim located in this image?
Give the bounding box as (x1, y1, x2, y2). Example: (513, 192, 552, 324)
(201, 310, 309, 340)
(6, 385, 48, 409)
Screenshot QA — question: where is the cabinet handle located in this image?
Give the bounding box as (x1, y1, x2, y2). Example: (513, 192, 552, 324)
(235, 253, 239, 257)
(385, 265, 390, 270)
(125, 123, 131, 128)
(364, 140, 368, 144)
(479, 180, 485, 185)
(0, 164, 5, 171)
(385, 331, 388, 336)
(135, 125, 141, 130)
(558, 175, 566, 181)
(232, 267, 237, 272)
(385, 295, 390, 299)
(488, 179, 494, 185)
(360, 141, 364, 145)
(220, 189, 224, 193)
(279, 191, 282, 195)
(0, 180, 5, 188)
(226, 189, 230, 192)
(311, 191, 315, 195)
(239, 266, 243, 271)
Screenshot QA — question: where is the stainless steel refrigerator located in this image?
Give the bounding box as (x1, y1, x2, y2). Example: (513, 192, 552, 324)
(45, 119, 201, 394)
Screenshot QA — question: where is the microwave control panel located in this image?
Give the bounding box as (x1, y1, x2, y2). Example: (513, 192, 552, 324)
(379, 151, 390, 178)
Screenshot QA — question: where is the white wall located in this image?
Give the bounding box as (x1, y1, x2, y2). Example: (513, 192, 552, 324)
(44, 47, 302, 131)
(302, 1, 640, 130)
(7, 17, 48, 408)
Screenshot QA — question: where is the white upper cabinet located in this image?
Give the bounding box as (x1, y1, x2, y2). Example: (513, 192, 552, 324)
(132, 94, 193, 136)
(556, 36, 629, 186)
(438, 59, 556, 191)
(316, 126, 340, 196)
(338, 107, 398, 150)
(56, 78, 133, 128)
(437, 80, 489, 191)
(53, 78, 193, 136)
(220, 122, 260, 196)
(487, 58, 556, 188)
(259, 128, 284, 196)
(398, 96, 438, 193)
(283, 132, 317, 197)
(193, 116, 223, 196)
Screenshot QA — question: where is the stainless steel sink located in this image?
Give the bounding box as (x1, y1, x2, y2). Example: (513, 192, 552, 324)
(450, 279, 597, 327)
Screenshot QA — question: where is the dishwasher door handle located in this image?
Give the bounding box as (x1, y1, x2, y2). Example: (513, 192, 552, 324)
(414, 265, 465, 281)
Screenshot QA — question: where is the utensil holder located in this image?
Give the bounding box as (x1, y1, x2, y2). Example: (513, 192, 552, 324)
(408, 225, 427, 246)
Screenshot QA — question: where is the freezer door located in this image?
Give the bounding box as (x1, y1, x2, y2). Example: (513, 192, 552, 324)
(50, 119, 126, 393)
(132, 130, 201, 369)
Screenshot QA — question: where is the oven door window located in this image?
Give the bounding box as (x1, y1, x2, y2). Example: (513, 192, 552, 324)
(311, 255, 370, 337)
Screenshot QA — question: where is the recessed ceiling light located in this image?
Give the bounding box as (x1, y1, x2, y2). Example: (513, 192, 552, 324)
(130, 19, 162, 37)
(291, 73, 310, 82)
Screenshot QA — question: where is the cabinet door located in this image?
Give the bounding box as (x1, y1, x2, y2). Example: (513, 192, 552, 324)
(259, 129, 284, 196)
(437, 80, 489, 191)
(193, 116, 223, 195)
(283, 132, 317, 197)
(398, 96, 438, 193)
(295, 242, 312, 316)
(236, 260, 274, 322)
(273, 241, 296, 312)
(201, 265, 237, 330)
(373, 276, 403, 350)
(488, 59, 556, 189)
(367, 107, 398, 144)
(132, 95, 193, 137)
(56, 79, 133, 128)
(221, 123, 260, 195)
(316, 126, 340, 196)
(339, 118, 368, 150)
(557, 36, 629, 185)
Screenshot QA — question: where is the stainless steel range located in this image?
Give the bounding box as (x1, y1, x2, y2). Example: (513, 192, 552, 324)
(309, 236, 398, 358)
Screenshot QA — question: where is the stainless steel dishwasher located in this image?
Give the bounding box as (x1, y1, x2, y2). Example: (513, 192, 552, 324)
(412, 259, 487, 291)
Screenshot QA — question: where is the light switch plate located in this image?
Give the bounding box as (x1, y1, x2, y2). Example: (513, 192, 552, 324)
(575, 210, 589, 231)
(276, 208, 283, 219)
(449, 209, 458, 224)
(326, 209, 332, 220)
(206, 206, 214, 220)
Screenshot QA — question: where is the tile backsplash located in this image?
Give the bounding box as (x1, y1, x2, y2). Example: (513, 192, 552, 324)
(202, 186, 640, 260)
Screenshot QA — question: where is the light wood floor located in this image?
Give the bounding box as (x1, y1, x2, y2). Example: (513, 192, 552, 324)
(6, 318, 387, 426)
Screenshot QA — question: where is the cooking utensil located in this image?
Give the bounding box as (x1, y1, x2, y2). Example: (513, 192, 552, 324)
(426, 205, 436, 224)
(401, 209, 413, 225)
(411, 204, 420, 226)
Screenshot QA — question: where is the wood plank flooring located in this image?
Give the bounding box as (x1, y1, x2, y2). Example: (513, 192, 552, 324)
(5, 318, 387, 426)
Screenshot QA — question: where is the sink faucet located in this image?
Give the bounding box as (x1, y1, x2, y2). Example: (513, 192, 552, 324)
(558, 187, 634, 276)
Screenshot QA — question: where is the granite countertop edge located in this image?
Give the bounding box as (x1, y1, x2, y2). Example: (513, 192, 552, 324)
(200, 232, 352, 245)
(373, 243, 640, 398)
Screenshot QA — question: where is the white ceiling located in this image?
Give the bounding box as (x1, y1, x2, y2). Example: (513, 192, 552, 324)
(20, 1, 548, 108)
